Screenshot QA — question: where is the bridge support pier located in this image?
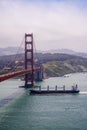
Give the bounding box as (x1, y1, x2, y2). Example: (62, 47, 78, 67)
(35, 66, 43, 81)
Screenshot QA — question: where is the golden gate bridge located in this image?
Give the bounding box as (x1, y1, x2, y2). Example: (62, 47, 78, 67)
(0, 33, 43, 88)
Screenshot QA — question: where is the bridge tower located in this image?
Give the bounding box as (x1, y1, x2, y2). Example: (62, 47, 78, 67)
(25, 33, 34, 88)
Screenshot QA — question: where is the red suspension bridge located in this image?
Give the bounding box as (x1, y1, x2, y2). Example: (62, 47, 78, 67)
(0, 33, 43, 88)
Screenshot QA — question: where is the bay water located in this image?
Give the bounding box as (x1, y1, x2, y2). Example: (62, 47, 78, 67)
(0, 73, 87, 130)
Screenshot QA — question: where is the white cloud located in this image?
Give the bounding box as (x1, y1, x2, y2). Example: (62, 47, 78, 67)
(0, 0, 87, 52)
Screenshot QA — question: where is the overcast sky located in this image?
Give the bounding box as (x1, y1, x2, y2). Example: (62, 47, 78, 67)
(0, 0, 87, 52)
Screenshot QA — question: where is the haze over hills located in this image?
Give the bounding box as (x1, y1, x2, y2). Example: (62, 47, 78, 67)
(0, 47, 87, 58)
(41, 49, 87, 58)
(0, 47, 24, 56)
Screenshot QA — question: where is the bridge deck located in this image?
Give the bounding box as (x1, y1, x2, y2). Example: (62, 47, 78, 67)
(0, 67, 40, 82)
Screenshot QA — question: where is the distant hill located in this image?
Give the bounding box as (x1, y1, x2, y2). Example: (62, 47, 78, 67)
(41, 49, 75, 54)
(1, 47, 87, 77)
(35, 53, 87, 76)
(0, 47, 87, 58)
(40, 49, 87, 58)
(0, 52, 87, 77)
(0, 47, 24, 56)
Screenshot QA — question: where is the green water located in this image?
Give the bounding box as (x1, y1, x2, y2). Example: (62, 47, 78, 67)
(0, 73, 87, 130)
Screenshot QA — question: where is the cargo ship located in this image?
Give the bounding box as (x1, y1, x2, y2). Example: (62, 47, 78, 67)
(30, 85, 80, 94)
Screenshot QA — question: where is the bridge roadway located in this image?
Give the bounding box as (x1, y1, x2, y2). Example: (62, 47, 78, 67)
(0, 67, 40, 82)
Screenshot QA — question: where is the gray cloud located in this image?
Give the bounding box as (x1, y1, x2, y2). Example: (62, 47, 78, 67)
(0, 0, 87, 52)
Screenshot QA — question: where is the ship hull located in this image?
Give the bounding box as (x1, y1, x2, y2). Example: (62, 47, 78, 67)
(30, 90, 80, 94)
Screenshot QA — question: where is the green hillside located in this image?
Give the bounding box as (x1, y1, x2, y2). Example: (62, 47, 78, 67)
(43, 59, 87, 77)
(0, 53, 87, 77)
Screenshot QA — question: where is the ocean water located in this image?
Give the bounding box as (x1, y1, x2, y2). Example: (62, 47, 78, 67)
(0, 73, 87, 130)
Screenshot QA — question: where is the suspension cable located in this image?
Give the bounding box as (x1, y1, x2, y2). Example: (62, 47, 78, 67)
(0, 36, 25, 74)
(33, 35, 41, 65)
(9, 54, 24, 73)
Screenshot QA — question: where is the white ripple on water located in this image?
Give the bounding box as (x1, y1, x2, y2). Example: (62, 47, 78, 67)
(79, 91, 87, 94)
